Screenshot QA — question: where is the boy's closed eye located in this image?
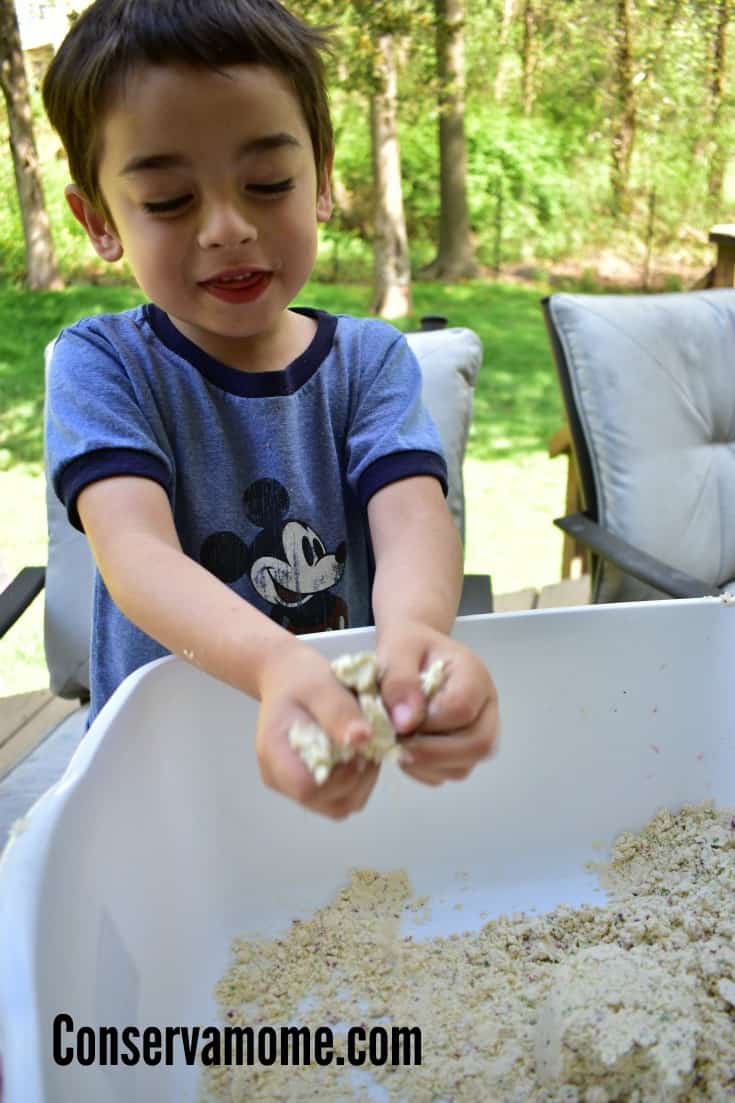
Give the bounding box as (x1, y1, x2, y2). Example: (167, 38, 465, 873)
(142, 179, 295, 215)
(248, 178, 294, 195)
(143, 195, 192, 214)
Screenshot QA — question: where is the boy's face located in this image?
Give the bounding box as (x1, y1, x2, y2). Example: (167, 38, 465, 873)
(67, 63, 332, 369)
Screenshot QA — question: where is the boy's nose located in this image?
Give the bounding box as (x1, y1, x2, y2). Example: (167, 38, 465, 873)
(197, 201, 257, 249)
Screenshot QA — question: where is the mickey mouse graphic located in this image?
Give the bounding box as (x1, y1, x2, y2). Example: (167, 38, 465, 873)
(199, 478, 349, 633)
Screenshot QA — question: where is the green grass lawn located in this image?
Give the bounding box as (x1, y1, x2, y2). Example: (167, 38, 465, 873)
(0, 277, 566, 694)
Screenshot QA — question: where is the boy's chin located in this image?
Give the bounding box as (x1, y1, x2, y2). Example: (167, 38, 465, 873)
(167, 310, 287, 346)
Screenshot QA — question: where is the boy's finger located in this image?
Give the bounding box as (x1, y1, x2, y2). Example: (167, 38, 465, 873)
(400, 762, 473, 785)
(313, 762, 380, 819)
(402, 703, 500, 765)
(378, 658, 427, 735)
(263, 745, 378, 816)
(310, 685, 373, 750)
(319, 760, 372, 802)
(260, 736, 321, 804)
(399, 763, 445, 786)
(401, 764, 453, 785)
(423, 666, 498, 736)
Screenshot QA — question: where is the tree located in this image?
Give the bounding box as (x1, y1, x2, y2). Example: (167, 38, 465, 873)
(300, 0, 731, 279)
(707, 0, 730, 204)
(423, 0, 477, 279)
(493, 0, 516, 102)
(291, 0, 413, 317)
(0, 0, 63, 289)
(610, 0, 636, 215)
(520, 0, 538, 115)
(370, 30, 412, 317)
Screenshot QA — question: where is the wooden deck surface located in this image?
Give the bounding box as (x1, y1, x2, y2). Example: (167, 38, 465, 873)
(0, 690, 80, 782)
(0, 576, 590, 781)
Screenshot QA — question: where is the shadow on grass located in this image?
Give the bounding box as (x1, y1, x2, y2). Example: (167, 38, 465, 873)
(302, 278, 563, 463)
(0, 277, 560, 472)
(406, 281, 562, 462)
(0, 284, 145, 473)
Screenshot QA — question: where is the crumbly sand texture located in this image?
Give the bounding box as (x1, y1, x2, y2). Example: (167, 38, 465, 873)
(200, 801, 735, 1102)
(288, 653, 445, 784)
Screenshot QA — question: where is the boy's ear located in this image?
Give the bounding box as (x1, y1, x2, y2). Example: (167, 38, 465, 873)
(316, 156, 333, 224)
(65, 185, 123, 261)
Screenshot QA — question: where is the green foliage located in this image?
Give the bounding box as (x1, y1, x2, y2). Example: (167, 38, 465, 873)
(2, 0, 732, 284)
(329, 93, 603, 270)
(297, 0, 730, 278)
(464, 106, 591, 266)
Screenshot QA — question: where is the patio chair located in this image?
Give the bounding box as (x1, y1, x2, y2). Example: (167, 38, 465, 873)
(543, 288, 735, 603)
(0, 318, 492, 704)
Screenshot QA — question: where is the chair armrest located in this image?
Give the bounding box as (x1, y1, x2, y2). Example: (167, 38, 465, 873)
(459, 573, 493, 615)
(0, 566, 46, 639)
(554, 514, 716, 599)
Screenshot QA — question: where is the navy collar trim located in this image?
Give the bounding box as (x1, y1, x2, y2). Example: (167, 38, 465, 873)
(143, 303, 337, 397)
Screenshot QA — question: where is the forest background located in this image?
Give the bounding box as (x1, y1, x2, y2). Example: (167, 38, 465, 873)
(3, 0, 733, 291)
(1, 0, 733, 691)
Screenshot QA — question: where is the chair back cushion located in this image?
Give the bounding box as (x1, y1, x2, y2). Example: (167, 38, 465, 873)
(406, 326, 483, 542)
(44, 341, 95, 698)
(547, 289, 735, 601)
(43, 325, 483, 697)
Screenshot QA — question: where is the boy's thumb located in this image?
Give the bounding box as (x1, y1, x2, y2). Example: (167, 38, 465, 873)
(379, 665, 426, 735)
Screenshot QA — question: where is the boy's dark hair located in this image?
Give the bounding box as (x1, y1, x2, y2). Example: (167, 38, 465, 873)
(43, 0, 333, 214)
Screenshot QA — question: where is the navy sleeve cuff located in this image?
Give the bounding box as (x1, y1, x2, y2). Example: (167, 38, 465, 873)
(57, 448, 172, 531)
(357, 449, 448, 508)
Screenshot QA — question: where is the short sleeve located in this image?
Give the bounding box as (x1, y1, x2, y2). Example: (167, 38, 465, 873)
(344, 324, 448, 506)
(46, 322, 173, 530)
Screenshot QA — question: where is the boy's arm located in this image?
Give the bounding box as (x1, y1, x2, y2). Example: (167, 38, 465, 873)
(367, 476, 497, 782)
(78, 477, 287, 695)
(367, 475, 462, 636)
(77, 476, 377, 817)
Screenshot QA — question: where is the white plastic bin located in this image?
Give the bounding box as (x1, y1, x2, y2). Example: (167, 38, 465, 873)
(1, 599, 734, 1103)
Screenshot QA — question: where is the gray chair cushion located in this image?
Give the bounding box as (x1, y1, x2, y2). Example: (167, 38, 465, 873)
(43, 325, 483, 697)
(406, 326, 483, 542)
(43, 342, 95, 699)
(548, 289, 735, 602)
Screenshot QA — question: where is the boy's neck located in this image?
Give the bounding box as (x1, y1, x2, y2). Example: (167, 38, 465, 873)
(165, 307, 317, 374)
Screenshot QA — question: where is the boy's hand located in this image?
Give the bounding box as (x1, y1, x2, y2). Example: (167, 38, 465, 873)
(255, 641, 379, 819)
(377, 623, 499, 786)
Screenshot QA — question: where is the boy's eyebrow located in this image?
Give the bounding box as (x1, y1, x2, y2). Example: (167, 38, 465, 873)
(119, 132, 302, 176)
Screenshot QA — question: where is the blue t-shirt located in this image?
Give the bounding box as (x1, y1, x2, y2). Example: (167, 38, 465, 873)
(46, 304, 448, 724)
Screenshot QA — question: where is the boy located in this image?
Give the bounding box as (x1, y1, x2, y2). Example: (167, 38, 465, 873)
(42, 0, 498, 819)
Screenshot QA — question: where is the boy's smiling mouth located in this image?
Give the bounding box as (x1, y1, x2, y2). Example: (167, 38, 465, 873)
(199, 268, 272, 304)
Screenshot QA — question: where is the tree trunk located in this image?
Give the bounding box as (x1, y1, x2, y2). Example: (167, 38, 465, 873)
(371, 32, 411, 319)
(610, 0, 636, 216)
(0, 0, 63, 290)
(423, 0, 477, 280)
(520, 0, 537, 116)
(708, 0, 730, 204)
(493, 0, 516, 103)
